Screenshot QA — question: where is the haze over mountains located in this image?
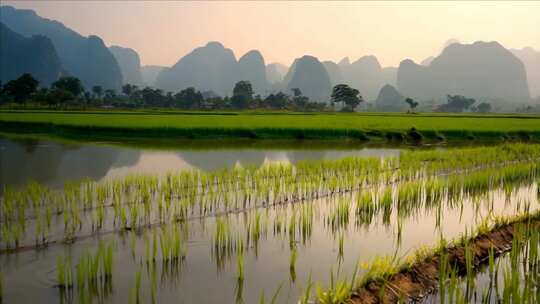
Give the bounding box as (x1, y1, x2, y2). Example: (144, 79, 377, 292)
(0, 5, 122, 90)
(1, 5, 539, 109)
(511, 47, 540, 98)
(397, 41, 530, 102)
(109, 46, 144, 87)
(140, 66, 165, 88)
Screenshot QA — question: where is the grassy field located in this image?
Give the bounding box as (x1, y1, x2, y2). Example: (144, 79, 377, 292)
(1, 110, 540, 141)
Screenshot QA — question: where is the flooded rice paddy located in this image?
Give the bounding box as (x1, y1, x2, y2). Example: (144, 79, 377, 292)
(1, 138, 539, 303)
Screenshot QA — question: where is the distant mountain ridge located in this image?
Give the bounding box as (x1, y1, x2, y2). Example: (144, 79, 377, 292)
(375, 84, 406, 112)
(335, 56, 397, 101)
(156, 42, 240, 96)
(0, 5, 122, 90)
(0, 22, 62, 86)
(511, 47, 540, 98)
(0, 5, 536, 106)
(285, 55, 331, 101)
(109, 46, 144, 87)
(397, 41, 530, 102)
(237, 50, 268, 95)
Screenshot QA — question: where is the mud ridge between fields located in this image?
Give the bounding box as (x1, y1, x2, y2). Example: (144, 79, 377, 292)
(350, 216, 539, 304)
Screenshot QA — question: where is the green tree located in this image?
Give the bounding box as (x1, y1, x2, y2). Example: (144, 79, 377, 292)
(122, 84, 137, 97)
(104, 89, 117, 100)
(52, 76, 84, 97)
(288, 89, 308, 110)
(92, 85, 103, 99)
(405, 97, 419, 112)
(436, 95, 476, 113)
(264, 92, 289, 109)
(291, 88, 302, 98)
(174, 87, 203, 109)
(330, 84, 363, 111)
(231, 81, 253, 109)
(476, 102, 492, 113)
(46, 88, 74, 106)
(140, 87, 165, 107)
(2, 73, 39, 102)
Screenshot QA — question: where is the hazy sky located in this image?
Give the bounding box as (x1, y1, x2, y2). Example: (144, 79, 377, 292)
(3, 1, 540, 68)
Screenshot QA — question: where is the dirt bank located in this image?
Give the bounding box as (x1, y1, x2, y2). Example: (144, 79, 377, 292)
(350, 216, 538, 304)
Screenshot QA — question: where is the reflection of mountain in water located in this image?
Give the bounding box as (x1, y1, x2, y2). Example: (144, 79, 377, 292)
(1, 137, 403, 190)
(177, 151, 268, 172)
(285, 151, 327, 164)
(0, 139, 140, 189)
(177, 149, 401, 172)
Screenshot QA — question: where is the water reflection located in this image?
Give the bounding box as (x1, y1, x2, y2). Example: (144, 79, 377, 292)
(1, 138, 401, 190)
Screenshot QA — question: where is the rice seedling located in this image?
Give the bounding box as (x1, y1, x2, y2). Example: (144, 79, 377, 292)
(327, 198, 351, 233)
(56, 254, 73, 289)
(337, 234, 344, 263)
(212, 217, 244, 268)
(358, 255, 401, 288)
(315, 267, 357, 304)
(290, 246, 297, 283)
(298, 272, 314, 304)
(236, 249, 245, 283)
(129, 268, 142, 304)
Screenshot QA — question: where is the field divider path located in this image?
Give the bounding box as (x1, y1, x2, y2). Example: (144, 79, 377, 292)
(349, 213, 540, 304)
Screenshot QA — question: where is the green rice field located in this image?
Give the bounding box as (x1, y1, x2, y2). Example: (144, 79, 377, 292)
(2, 110, 540, 141)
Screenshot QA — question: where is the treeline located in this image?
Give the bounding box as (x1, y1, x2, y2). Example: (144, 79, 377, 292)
(0, 74, 334, 111)
(0, 73, 495, 113)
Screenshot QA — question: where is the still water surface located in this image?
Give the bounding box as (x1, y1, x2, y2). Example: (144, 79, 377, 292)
(0, 137, 400, 189)
(1, 137, 531, 304)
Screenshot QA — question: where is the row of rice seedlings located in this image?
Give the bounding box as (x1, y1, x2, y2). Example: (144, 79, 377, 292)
(4, 143, 537, 228)
(359, 163, 538, 231)
(399, 143, 540, 176)
(1, 153, 393, 226)
(3, 145, 538, 251)
(54, 241, 115, 303)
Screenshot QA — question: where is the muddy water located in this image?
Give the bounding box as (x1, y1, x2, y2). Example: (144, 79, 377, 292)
(1, 138, 537, 303)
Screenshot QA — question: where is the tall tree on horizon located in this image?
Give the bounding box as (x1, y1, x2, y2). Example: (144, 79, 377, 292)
(330, 84, 363, 112)
(231, 80, 253, 109)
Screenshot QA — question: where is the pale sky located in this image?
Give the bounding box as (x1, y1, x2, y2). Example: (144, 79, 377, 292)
(3, 1, 540, 68)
